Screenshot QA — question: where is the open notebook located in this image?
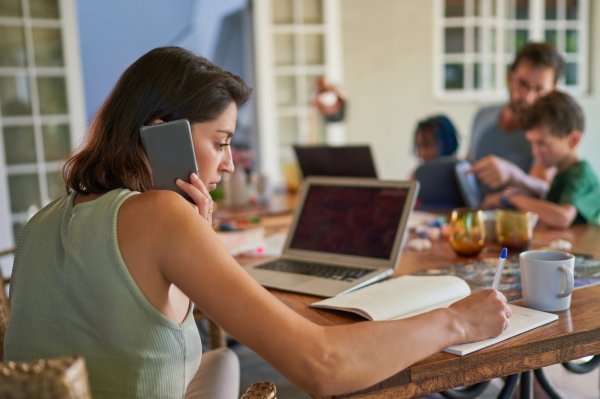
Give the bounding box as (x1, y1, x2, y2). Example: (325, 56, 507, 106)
(311, 275, 558, 355)
(245, 177, 419, 297)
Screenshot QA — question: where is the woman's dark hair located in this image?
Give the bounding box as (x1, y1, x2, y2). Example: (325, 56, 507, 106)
(63, 46, 252, 194)
(510, 42, 565, 83)
(520, 91, 584, 136)
(413, 114, 459, 157)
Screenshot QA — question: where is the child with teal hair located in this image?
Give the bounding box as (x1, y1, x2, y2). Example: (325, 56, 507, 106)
(413, 114, 460, 162)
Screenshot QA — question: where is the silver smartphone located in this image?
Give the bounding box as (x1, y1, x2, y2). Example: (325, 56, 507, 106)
(140, 119, 198, 201)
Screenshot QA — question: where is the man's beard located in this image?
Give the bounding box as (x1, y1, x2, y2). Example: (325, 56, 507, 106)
(509, 100, 530, 119)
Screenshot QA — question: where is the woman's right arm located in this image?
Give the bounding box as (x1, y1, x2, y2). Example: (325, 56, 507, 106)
(139, 192, 510, 396)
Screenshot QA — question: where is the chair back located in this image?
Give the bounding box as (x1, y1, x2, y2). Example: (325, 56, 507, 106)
(0, 356, 92, 399)
(0, 247, 15, 360)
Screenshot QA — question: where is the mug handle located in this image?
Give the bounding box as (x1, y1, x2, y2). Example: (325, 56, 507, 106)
(557, 264, 574, 298)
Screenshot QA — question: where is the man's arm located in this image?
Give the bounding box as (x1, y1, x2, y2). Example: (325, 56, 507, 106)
(504, 194, 577, 229)
(470, 156, 551, 197)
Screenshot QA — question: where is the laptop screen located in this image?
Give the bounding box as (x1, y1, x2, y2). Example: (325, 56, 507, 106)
(289, 184, 408, 259)
(293, 145, 377, 178)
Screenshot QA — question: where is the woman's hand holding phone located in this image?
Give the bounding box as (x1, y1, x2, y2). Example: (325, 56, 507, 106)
(176, 173, 214, 226)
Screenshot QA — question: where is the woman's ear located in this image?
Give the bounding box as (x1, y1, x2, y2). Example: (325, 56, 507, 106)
(152, 118, 164, 125)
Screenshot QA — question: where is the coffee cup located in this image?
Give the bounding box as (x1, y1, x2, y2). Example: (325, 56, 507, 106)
(520, 250, 575, 312)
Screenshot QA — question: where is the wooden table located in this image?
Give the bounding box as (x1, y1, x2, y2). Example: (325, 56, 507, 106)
(239, 221, 600, 398)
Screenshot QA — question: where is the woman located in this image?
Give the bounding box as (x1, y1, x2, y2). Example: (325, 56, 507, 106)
(5, 47, 511, 398)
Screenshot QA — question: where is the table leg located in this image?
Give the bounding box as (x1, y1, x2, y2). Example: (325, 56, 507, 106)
(534, 368, 564, 399)
(441, 357, 598, 399)
(519, 370, 533, 399)
(439, 381, 490, 398)
(497, 374, 519, 399)
(562, 355, 600, 374)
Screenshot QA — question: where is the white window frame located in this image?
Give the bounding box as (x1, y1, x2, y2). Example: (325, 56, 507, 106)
(0, 0, 85, 262)
(433, 0, 589, 101)
(253, 0, 343, 184)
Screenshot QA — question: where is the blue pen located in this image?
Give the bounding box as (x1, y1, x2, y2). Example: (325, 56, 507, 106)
(492, 248, 508, 290)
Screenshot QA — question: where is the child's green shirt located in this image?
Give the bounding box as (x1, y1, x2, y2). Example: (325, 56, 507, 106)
(546, 160, 600, 225)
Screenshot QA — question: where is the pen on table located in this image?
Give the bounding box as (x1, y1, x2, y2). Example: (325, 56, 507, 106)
(492, 247, 508, 290)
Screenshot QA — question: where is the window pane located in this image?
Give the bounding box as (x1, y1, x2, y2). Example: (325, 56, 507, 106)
(29, 0, 60, 19)
(474, 27, 480, 52)
(46, 171, 65, 200)
(278, 116, 299, 145)
(42, 123, 71, 161)
(489, 28, 496, 52)
(545, 0, 557, 19)
(305, 75, 319, 106)
(445, 27, 465, 53)
(444, 63, 464, 89)
(0, 25, 27, 67)
(302, 0, 322, 24)
(272, 0, 293, 24)
(273, 34, 295, 65)
(490, 63, 497, 89)
(566, 0, 579, 20)
(566, 30, 578, 53)
(0, 0, 22, 17)
(8, 174, 41, 213)
(516, 0, 529, 19)
(445, 0, 465, 17)
(545, 29, 557, 46)
(474, 62, 482, 89)
(37, 76, 68, 114)
(0, 75, 33, 116)
(302, 34, 324, 65)
(515, 29, 529, 51)
(32, 27, 64, 67)
(566, 62, 577, 85)
(3, 125, 36, 165)
(276, 75, 296, 105)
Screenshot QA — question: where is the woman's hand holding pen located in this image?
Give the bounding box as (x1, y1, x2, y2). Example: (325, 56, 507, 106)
(448, 289, 512, 343)
(176, 173, 214, 225)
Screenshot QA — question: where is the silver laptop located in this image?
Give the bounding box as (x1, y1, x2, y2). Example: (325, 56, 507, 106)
(245, 177, 419, 297)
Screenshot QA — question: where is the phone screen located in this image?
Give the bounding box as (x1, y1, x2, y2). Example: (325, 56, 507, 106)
(140, 119, 198, 201)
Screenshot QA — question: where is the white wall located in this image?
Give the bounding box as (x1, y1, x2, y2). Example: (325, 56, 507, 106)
(341, 0, 600, 180)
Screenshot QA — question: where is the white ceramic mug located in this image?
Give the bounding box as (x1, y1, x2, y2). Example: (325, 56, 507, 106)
(520, 250, 575, 312)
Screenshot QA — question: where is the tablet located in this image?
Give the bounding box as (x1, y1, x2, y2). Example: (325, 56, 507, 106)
(454, 160, 482, 209)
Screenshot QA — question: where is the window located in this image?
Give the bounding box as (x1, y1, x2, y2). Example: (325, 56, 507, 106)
(0, 0, 85, 253)
(253, 0, 343, 184)
(434, 0, 588, 100)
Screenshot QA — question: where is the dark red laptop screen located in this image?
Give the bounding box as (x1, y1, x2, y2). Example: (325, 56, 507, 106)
(289, 184, 408, 259)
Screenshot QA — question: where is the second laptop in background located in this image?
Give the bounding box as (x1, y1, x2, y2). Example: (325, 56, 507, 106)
(293, 144, 378, 178)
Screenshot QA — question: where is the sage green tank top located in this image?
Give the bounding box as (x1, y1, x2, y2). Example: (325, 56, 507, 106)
(5, 189, 202, 398)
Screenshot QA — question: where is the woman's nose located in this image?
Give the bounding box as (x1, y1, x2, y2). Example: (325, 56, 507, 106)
(220, 149, 235, 174)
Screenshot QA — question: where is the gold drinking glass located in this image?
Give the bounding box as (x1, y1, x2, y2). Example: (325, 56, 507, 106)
(449, 208, 486, 257)
(496, 210, 534, 252)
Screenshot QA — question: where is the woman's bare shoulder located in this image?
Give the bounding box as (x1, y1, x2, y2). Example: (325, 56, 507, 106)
(119, 190, 204, 236)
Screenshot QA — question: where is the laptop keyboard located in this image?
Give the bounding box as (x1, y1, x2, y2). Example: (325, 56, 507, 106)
(256, 259, 375, 282)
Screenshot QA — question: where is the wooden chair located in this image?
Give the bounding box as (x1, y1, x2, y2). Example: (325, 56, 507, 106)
(0, 356, 92, 399)
(0, 246, 15, 361)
